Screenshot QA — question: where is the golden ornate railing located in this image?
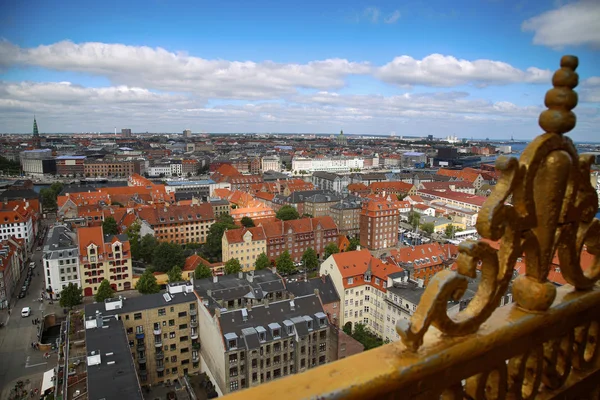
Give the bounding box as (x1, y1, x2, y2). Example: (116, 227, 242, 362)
(222, 56, 600, 399)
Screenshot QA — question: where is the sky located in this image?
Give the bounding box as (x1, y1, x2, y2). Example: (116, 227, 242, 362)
(0, 0, 599, 140)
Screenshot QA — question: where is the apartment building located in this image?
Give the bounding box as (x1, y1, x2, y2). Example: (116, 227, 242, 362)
(0, 237, 26, 309)
(416, 189, 486, 212)
(222, 227, 267, 271)
(77, 226, 133, 296)
(311, 172, 351, 193)
(303, 192, 343, 218)
(329, 198, 363, 238)
(197, 291, 330, 395)
(359, 198, 400, 250)
(320, 249, 403, 338)
(56, 155, 86, 176)
(260, 216, 339, 262)
(369, 181, 416, 197)
(209, 198, 230, 218)
(387, 243, 457, 287)
(286, 275, 340, 327)
(136, 203, 215, 245)
(84, 160, 139, 177)
(85, 282, 200, 387)
(291, 157, 363, 173)
(261, 155, 281, 172)
(0, 205, 35, 249)
(42, 224, 80, 299)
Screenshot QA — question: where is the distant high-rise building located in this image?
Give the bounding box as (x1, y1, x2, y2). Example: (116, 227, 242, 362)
(183, 129, 192, 138)
(121, 128, 132, 137)
(32, 116, 41, 149)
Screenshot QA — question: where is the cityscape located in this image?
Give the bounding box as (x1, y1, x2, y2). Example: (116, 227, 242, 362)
(0, 1, 599, 400)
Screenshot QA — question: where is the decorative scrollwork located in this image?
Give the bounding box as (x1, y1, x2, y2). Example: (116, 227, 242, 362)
(397, 55, 600, 351)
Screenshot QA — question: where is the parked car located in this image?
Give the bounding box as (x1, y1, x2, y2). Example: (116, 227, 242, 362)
(21, 285, 27, 292)
(21, 307, 31, 317)
(29, 262, 36, 269)
(18, 291, 26, 299)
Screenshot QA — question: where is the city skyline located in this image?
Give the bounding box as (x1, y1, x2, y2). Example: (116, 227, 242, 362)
(0, 0, 599, 140)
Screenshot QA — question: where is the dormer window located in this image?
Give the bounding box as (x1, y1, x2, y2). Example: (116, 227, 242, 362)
(273, 329, 280, 338)
(319, 318, 326, 327)
(259, 332, 266, 342)
(114, 245, 120, 252)
(347, 277, 353, 285)
(89, 248, 96, 255)
(307, 320, 313, 330)
(287, 325, 294, 335)
(364, 274, 371, 282)
(228, 339, 237, 349)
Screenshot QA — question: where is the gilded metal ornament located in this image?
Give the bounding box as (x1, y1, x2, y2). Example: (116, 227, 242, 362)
(397, 55, 600, 351)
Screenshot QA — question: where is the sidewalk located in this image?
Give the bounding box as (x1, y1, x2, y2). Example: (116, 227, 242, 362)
(0, 372, 43, 400)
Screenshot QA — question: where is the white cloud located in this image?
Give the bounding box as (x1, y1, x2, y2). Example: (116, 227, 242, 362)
(580, 77, 600, 103)
(384, 10, 401, 24)
(522, 0, 600, 48)
(376, 54, 552, 87)
(364, 7, 381, 23)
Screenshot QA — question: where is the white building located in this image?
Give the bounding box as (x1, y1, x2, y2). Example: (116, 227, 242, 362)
(0, 209, 34, 249)
(170, 161, 183, 176)
(292, 157, 364, 173)
(319, 249, 403, 338)
(261, 155, 281, 172)
(148, 165, 172, 177)
(42, 224, 80, 298)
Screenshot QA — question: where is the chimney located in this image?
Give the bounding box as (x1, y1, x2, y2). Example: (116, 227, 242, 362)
(215, 308, 221, 318)
(264, 299, 269, 308)
(247, 301, 252, 311)
(207, 289, 212, 298)
(213, 275, 218, 283)
(95, 310, 103, 328)
(246, 271, 254, 283)
(238, 271, 244, 279)
(314, 288, 319, 297)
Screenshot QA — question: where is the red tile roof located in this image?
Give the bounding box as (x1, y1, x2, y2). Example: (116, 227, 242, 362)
(224, 226, 267, 244)
(331, 249, 403, 289)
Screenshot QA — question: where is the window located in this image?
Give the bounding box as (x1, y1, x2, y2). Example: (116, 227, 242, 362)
(169, 319, 175, 326)
(158, 308, 166, 316)
(347, 277, 353, 285)
(134, 313, 142, 320)
(180, 336, 188, 342)
(178, 311, 187, 318)
(170, 344, 177, 351)
(229, 380, 239, 391)
(136, 326, 144, 334)
(169, 332, 176, 339)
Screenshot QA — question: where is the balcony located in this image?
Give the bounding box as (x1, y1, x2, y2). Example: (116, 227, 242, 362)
(136, 341, 145, 350)
(154, 338, 163, 348)
(190, 308, 197, 316)
(190, 329, 199, 340)
(219, 56, 600, 399)
(155, 352, 164, 360)
(156, 364, 165, 372)
(139, 370, 148, 379)
(192, 352, 199, 362)
(138, 354, 146, 364)
(135, 332, 144, 340)
(153, 326, 162, 335)
(190, 319, 198, 328)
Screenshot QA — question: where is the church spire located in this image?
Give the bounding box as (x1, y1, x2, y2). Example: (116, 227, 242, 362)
(33, 116, 39, 137)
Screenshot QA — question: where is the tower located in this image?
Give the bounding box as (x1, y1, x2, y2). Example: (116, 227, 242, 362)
(32, 116, 41, 149)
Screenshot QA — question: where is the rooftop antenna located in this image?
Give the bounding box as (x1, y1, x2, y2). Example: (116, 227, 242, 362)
(114, 127, 117, 136)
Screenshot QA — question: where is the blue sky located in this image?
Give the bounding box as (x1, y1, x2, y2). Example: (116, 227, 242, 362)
(0, 0, 598, 140)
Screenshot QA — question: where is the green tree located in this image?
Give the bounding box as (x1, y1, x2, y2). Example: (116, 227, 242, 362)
(224, 258, 242, 275)
(218, 213, 235, 225)
(204, 219, 238, 260)
(40, 188, 58, 210)
(301, 248, 319, 272)
(240, 216, 255, 228)
(254, 252, 270, 271)
(135, 269, 160, 294)
(408, 211, 421, 231)
(343, 322, 353, 336)
(59, 283, 83, 309)
(167, 265, 183, 283)
(95, 279, 114, 303)
(152, 242, 185, 272)
(324, 242, 339, 259)
(351, 323, 383, 350)
(396, 193, 407, 201)
(139, 234, 158, 264)
(194, 263, 212, 279)
(102, 216, 119, 235)
(275, 205, 300, 221)
(276, 250, 295, 275)
(421, 222, 435, 235)
(445, 224, 455, 238)
(50, 182, 64, 197)
(126, 222, 141, 260)
(347, 237, 361, 251)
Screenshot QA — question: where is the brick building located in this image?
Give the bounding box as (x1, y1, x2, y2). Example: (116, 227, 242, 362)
(359, 198, 400, 250)
(56, 155, 86, 176)
(84, 160, 141, 177)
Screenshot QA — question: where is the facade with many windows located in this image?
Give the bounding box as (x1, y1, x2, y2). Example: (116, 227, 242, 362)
(85, 282, 200, 386)
(222, 227, 267, 271)
(359, 198, 400, 250)
(42, 224, 80, 299)
(137, 203, 215, 245)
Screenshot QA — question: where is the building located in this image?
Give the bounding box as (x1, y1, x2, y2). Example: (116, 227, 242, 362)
(261, 155, 281, 173)
(387, 243, 457, 287)
(85, 282, 199, 387)
(401, 152, 427, 167)
(77, 226, 134, 296)
(311, 172, 351, 193)
(336, 130, 348, 146)
(369, 181, 416, 198)
(165, 179, 220, 201)
(184, 129, 192, 138)
(182, 159, 199, 175)
(303, 192, 344, 218)
(197, 288, 331, 394)
(136, 203, 215, 245)
(20, 149, 56, 177)
(84, 160, 140, 177)
(32, 117, 41, 149)
(121, 128, 132, 138)
(0, 205, 35, 248)
(42, 224, 80, 299)
(55, 155, 86, 176)
(359, 198, 400, 250)
(149, 165, 172, 177)
(286, 275, 341, 327)
(329, 198, 363, 238)
(291, 157, 364, 173)
(84, 312, 143, 400)
(416, 189, 487, 212)
(222, 227, 267, 271)
(260, 216, 339, 262)
(0, 237, 26, 309)
(320, 249, 403, 338)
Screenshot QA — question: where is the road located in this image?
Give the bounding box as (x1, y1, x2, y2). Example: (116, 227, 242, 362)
(0, 222, 63, 399)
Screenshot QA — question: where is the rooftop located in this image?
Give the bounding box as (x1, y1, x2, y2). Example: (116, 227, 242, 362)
(286, 275, 340, 305)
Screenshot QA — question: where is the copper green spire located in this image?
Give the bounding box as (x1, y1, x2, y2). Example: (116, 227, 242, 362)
(33, 116, 39, 137)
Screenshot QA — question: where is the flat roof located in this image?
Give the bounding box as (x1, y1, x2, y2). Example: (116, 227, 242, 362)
(85, 289, 195, 317)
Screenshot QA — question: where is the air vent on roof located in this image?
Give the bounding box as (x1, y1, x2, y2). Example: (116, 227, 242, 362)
(163, 293, 172, 302)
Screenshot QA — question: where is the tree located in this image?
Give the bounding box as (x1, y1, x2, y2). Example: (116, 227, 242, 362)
(218, 213, 235, 225)
(152, 242, 185, 272)
(195, 263, 212, 279)
(351, 323, 384, 350)
(126, 222, 141, 260)
(408, 211, 421, 231)
(102, 216, 119, 235)
(301, 248, 319, 272)
(240, 216, 255, 228)
(224, 258, 242, 275)
(324, 242, 339, 259)
(139, 234, 158, 264)
(347, 237, 361, 251)
(343, 322, 353, 336)
(95, 279, 114, 303)
(135, 269, 160, 294)
(445, 224, 455, 238)
(421, 222, 435, 235)
(276, 205, 300, 221)
(40, 188, 57, 210)
(397, 193, 407, 201)
(276, 250, 295, 275)
(167, 266, 183, 283)
(59, 283, 83, 309)
(255, 252, 270, 271)
(204, 218, 238, 260)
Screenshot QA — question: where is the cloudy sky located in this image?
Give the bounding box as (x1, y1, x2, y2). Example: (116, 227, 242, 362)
(0, 0, 599, 140)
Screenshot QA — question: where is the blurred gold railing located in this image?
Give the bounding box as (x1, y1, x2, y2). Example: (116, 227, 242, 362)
(222, 56, 600, 399)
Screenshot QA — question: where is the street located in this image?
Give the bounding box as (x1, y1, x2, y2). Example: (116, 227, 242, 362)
(0, 223, 63, 399)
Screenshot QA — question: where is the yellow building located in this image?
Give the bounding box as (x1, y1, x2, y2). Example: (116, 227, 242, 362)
(222, 227, 267, 271)
(85, 282, 200, 386)
(78, 226, 133, 296)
